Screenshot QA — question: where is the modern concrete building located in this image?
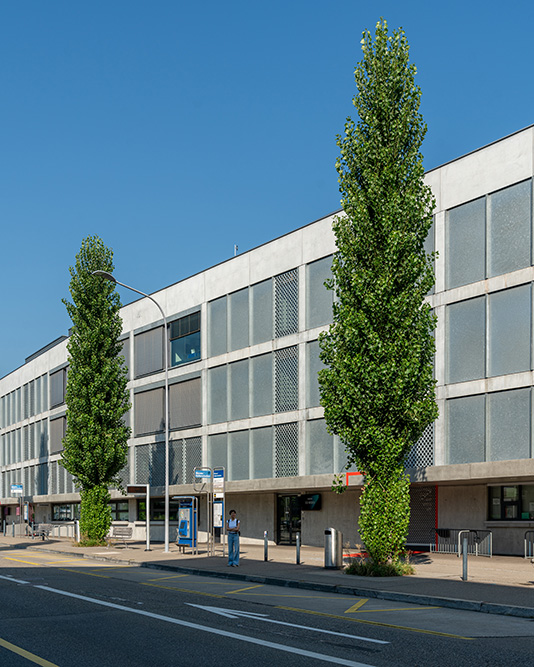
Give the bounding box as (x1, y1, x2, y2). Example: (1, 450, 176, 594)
(2, 126, 534, 554)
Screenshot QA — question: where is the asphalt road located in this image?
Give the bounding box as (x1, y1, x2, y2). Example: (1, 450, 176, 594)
(1, 549, 533, 666)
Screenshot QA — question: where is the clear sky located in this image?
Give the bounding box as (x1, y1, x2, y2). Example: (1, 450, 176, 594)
(1, 1, 533, 379)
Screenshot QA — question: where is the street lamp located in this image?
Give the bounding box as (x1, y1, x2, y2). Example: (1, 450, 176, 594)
(92, 270, 171, 553)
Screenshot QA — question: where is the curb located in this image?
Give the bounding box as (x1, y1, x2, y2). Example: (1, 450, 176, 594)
(23, 545, 534, 620)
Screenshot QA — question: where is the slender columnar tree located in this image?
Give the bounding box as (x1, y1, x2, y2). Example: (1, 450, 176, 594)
(319, 19, 438, 566)
(61, 236, 130, 544)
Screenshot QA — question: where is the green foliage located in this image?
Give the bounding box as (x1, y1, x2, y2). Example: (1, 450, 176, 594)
(60, 236, 130, 543)
(319, 19, 438, 566)
(345, 551, 414, 577)
(79, 486, 112, 545)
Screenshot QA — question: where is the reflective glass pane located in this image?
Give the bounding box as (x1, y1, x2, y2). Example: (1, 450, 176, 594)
(488, 180, 531, 277)
(306, 256, 333, 329)
(446, 297, 486, 383)
(250, 426, 273, 479)
(208, 296, 227, 357)
(229, 430, 249, 480)
(306, 419, 333, 475)
(251, 353, 273, 416)
(447, 395, 485, 464)
(488, 285, 531, 377)
(251, 280, 273, 345)
(306, 339, 324, 407)
(229, 359, 249, 421)
(229, 288, 249, 352)
(488, 389, 530, 461)
(208, 433, 227, 470)
(171, 331, 201, 367)
(208, 365, 227, 424)
(446, 197, 485, 288)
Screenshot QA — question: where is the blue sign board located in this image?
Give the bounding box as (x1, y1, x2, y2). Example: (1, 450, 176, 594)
(194, 469, 212, 479)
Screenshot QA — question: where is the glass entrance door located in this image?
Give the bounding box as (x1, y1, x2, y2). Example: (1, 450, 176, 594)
(277, 495, 301, 545)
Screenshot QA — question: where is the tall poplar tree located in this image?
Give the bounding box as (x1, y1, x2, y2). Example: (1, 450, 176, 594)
(61, 236, 130, 544)
(319, 19, 438, 567)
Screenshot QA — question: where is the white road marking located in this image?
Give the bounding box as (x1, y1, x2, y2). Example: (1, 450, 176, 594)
(187, 603, 388, 645)
(34, 585, 378, 667)
(0, 574, 30, 584)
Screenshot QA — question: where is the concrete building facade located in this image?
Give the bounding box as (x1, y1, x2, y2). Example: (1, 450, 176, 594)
(1, 126, 534, 554)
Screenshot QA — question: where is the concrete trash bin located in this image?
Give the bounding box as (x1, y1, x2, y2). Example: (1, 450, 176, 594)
(324, 527, 343, 568)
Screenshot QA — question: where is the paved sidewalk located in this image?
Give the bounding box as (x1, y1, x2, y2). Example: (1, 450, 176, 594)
(1, 535, 534, 618)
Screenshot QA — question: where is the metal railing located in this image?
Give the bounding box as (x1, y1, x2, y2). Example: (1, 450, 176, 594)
(430, 528, 492, 557)
(524, 530, 534, 559)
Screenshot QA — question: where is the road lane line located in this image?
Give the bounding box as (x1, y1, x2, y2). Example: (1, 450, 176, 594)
(0, 574, 30, 584)
(227, 584, 265, 594)
(4, 557, 49, 566)
(276, 606, 474, 640)
(345, 600, 369, 613)
(34, 585, 377, 667)
(59, 568, 110, 579)
(0, 637, 59, 667)
(145, 574, 190, 581)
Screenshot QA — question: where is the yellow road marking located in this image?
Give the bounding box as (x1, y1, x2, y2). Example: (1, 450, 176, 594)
(345, 599, 368, 613)
(0, 637, 59, 667)
(227, 584, 264, 594)
(5, 557, 46, 566)
(59, 569, 110, 579)
(141, 582, 225, 598)
(358, 607, 440, 613)
(276, 606, 474, 640)
(146, 574, 189, 581)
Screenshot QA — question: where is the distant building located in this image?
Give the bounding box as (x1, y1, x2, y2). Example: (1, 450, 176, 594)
(2, 126, 534, 555)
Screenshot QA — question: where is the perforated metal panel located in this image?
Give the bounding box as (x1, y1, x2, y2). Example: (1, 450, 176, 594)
(168, 436, 202, 485)
(135, 442, 165, 488)
(275, 422, 299, 477)
(274, 269, 299, 338)
(405, 423, 434, 468)
(38, 463, 48, 495)
(274, 346, 298, 412)
(134, 326, 164, 378)
(407, 485, 436, 546)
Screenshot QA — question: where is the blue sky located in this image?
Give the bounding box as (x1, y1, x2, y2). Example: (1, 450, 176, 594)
(1, 1, 533, 378)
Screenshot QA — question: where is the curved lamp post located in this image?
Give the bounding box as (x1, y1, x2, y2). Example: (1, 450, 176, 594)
(92, 270, 170, 553)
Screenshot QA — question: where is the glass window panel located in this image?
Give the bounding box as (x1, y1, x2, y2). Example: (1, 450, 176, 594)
(521, 485, 534, 520)
(306, 340, 325, 407)
(306, 256, 334, 329)
(50, 369, 66, 408)
(306, 419, 333, 475)
(446, 197, 486, 289)
(208, 365, 227, 424)
(134, 327, 163, 377)
(488, 285, 531, 377)
(251, 353, 273, 417)
(208, 296, 227, 357)
(229, 359, 249, 421)
(488, 486, 502, 520)
(251, 279, 273, 345)
(208, 433, 228, 471)
(229, 430, 249, 481)
(49, 417, 66, 455)
(488, 180, 531, 277)
(488, 389, 530, 461)
(447, 395, 485, 464)
(229, 288, 249, 352)
(171, 331, 201, 367)
(250, 427, 273, 479)
(446, 297, 486, 383)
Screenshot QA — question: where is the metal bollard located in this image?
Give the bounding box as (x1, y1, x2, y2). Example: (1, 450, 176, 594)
(296, 532, 301, 565)
(462, 534, 468, 581)
(264, 531, 268, 561)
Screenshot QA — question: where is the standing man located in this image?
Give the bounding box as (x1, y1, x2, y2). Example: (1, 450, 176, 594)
(227, 509, 240, 567)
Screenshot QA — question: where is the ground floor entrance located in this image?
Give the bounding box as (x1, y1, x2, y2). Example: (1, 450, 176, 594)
(276, 494, 301, 545)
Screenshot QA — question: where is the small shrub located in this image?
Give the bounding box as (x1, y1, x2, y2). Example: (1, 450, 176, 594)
(345, 553, 414, 577)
